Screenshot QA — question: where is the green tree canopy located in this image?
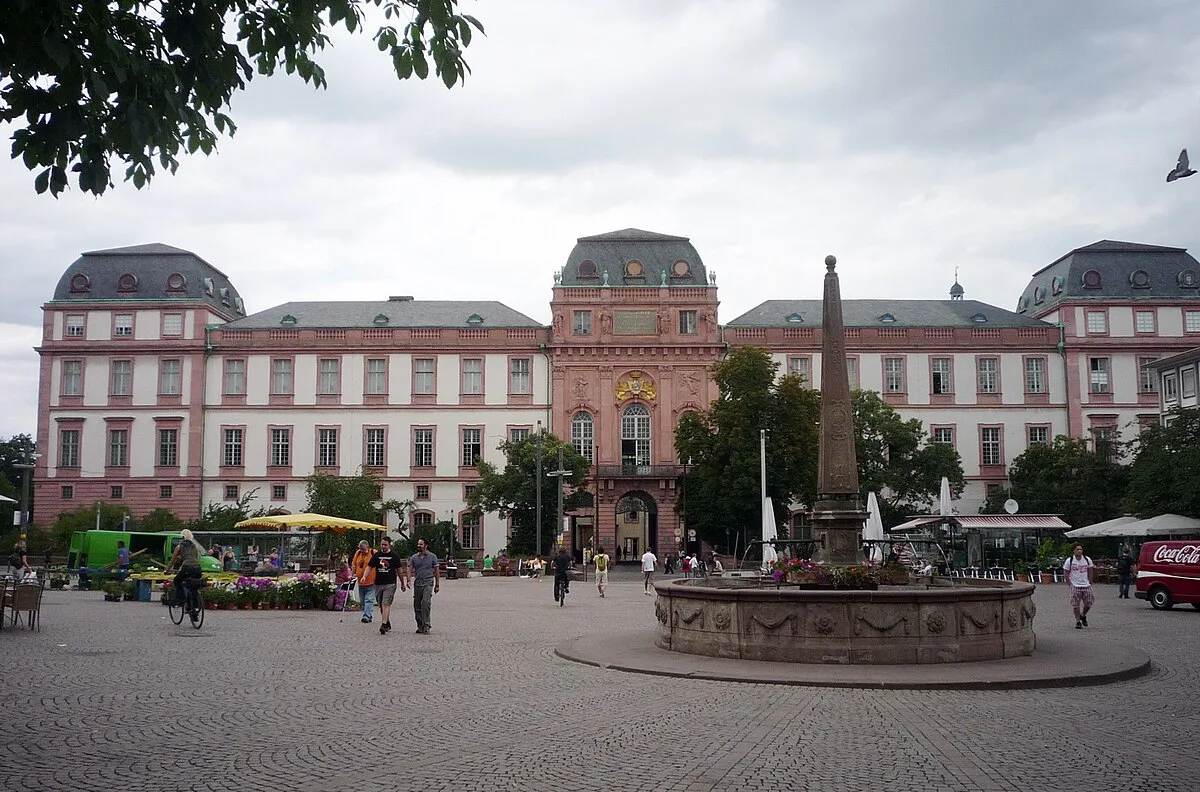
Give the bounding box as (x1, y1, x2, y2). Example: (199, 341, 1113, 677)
(49, 501, 131, 553)
(138, 508, 186, 534)
(980, 436, 1128, 528)
(305, 471, 387, 556)
(1, 0, 484, 196)
(468, 430, 590, 556)
(0, 433, 36, 526)
(188, 488, 266, 534)
(1124, 410, 1200, 519)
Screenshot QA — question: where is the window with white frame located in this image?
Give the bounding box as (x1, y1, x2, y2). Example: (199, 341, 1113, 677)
(931, 358, 952, 394)
(980, 427, 1001, 466)
(158, 428, 178, 466)
(414, 358, 435, 395)
(159, 359, 181, 395)
(1092, 426, 1115, 462)
(62, 485, 75, 499)
(1163, 373, 1178, 401)
(114, 314, 132, 336)
(978, 358, 999, 393)
(110, 359, 132, 395)
(461, 513, 481, 548)
(509, 358, 531, 394)
(573, 310, 592, 335)
(510, 427, 531, 442)
(1086, 311, 1107, 334)
(270, 428, 291, 466)
(846, 358, 859, 390)
(413, 511, 432, 526)
(1183, 367, 1197, 399)
(884, 358, 904, 393)
(272, 484, 287, 501)
(415, 484, 431, 500)
(162, 313, 183, 336)
(365, 428, 386, 467)
(1135, 310, 1155, 333)
(317, 428, 338, 467)
(461, 358, 482, 395)
(678, 310, 698, 335)
(1186, 310, 1200, 333)
(223, 428, 244, 466)
(413, 428, 433, 467)
(365, 358, 387, 395)
(461, 428, 481, 467)
(1027, 426, 1049, 446)
(1025, 357, 1045, 394)
(1089, 358, 1109, 393)
(788, 357, 810, 383)
(224, 359, 246, 395)
(59, 429, 80, 467)
(621, 404, 651, 468)
(158, 485, 171, 499)
(224, 484, 239, 501)
(109, 429, 129, 466)
(318, 358, 340, 395)
(62, 361, 83, 396)
(271, 359, 293, 394)
(931, 427, 954, 445)
(65, 315, 85, 337)
(571, 412, 594, 463)
(110, 485, 123, 499)
(1139, 357, 1158, 393)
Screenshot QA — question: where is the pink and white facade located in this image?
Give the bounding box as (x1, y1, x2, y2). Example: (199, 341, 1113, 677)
(32, 235, 1200, 552)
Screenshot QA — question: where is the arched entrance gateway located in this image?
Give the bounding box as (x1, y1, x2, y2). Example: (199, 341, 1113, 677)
(613, 491, 657, 562)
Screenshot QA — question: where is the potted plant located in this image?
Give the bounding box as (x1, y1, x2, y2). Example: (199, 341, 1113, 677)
(101, 580, 124, 602)
(49, 575, 69, 590)
(1013, 560, 1030, 582)
(830, 565, 879, 590)
(877, 561, 911, 586)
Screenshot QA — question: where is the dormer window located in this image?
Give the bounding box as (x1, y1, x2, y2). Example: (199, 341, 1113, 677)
(166, 273, 187, 292)
(1179, 270, 1199, 289)
(1033, 287, 1046, 305)
(1050, 275, 1065, 295)
(1016, 296, 1030, 313)
(970, 313, 987, 323)
(218, 286, 230, 305)
(117, 273, 138, 292)
(785, 313, 803, 323)
(280, 314, 297, 326)
(879, 313, 896, 323)
(624, 260, 644, 278)
(466, 314, 484, 325)
(202, 277, 215, 296)
(671, 259, 691, 277)
(1130, 270, 1151, 289)
(69, 273, 90, 293)
(232, 297, 245, 314)
(372, 314, 389, 325)
(1081, 269, 1102, 289)
(577, 259, 598, 279)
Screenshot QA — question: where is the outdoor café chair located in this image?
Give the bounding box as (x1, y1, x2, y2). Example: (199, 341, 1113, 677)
(10, 579, 45, 631)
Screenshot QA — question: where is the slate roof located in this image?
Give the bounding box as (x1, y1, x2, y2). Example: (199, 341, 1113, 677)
(1016, 240, 1200, 316)
(726, 299, 1051, 328)
(224, 300, 544, 329)
(50, 243, 245, 317)
(558, 228, 708, 287)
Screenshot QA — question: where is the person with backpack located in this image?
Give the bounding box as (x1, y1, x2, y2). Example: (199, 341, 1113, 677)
(1062, 544, 1095, 629)
(1116, 547, 1135, 599)
(593, 546, 610, 598)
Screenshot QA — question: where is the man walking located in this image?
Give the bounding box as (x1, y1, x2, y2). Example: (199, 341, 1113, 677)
(1116, 547, 1135, 599)
(1063, 544, 1095, 628)
(641, 547, 658, 596)
(352, 540, 376, 624)
(369, 536, 405, 635)
(593, 545, 611, 598)
(404, 538, 440, 634)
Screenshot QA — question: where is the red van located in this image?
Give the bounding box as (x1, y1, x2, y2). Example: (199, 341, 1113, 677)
(1135, 541, 1200, 610)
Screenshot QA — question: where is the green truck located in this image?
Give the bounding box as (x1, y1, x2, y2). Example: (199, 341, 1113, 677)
(68, 529, 222, 573)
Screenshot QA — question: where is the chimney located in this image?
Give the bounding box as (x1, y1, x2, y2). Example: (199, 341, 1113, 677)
(388, 296, 414, 302)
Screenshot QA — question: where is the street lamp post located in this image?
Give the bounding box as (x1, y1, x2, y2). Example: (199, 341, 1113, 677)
(547, 446, 570, 555)
(14, 462, 35, 542)
(535, 421, 543, 558)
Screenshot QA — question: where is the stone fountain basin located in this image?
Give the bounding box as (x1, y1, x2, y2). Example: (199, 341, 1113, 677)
(654, 576, 1036, 665)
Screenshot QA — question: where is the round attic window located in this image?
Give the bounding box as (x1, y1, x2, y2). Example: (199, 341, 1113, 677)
(1179, 270, 1198, 289)
(672, 259, 691, 277)
(117, 273, 138, 292)
(577, 259, 597, 279)
(1050, 275, 1065, 295)
(1130, 270, 1151, 289)
(1082, 269, 1102, 289)
(69, 273, 90, 292)
(625, 260, 644, 277)
(1033, 287, 1046, 304)
(166, 272, 187, 291)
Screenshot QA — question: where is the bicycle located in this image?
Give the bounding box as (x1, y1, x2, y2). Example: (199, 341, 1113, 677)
(168, 576, 206, 629)
(554, 576, 568, 607)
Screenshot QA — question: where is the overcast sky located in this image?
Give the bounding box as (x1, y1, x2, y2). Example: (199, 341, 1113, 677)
(2, 0, 1199, 440)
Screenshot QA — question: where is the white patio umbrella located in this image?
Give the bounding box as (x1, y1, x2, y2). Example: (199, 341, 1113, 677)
(0, 494, 16, 503)
(1064, 516, 1139, 539)
(761, 496, 779, 572)
(939, 477, 953, 517)
(863, 491, 886, 563)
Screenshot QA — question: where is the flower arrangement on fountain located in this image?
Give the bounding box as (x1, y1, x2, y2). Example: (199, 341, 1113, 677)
(829, 565, 878, 590)
(770, 558, 831, 585)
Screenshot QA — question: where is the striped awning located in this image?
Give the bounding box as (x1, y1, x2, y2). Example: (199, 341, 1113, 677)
(889, 514, 1071, 532)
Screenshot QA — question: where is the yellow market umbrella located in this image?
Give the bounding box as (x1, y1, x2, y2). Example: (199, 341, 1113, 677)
(233, 513, 387, 534)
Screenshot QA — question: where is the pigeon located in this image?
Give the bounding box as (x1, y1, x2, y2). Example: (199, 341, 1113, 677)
(1167, 148, 1196, 182)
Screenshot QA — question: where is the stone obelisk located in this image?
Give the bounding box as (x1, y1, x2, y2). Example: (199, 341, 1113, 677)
(812, 255, 868, 566)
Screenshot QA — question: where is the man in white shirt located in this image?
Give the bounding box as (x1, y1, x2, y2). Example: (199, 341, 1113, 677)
(1062, 544, 1095, 629)
(641, 548, 658, 595)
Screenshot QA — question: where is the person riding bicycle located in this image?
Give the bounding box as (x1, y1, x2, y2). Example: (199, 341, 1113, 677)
(552, 547, 572, 601)
(165, 528, 206, 620)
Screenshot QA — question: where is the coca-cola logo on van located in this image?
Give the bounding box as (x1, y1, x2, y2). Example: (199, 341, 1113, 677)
(1152, 545, 1200, 565)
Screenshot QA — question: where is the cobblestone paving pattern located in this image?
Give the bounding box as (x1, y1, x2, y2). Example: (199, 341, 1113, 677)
(1, 570, 1197, 792)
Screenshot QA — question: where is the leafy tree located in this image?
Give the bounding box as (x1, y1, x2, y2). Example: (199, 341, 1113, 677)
(305, 471, 387, 556)
(851, 391, 965, 527)
(675, 346, 820, 550)
(138, 508, 186, 534)
(979, 436, 1128, 528)
(394, 518, 461, 560)
(0, 433, 36, 527)
(188, 488, 265, 534)
(1124, 410, 1200, 519)
(49, 501, 131, 554)
(1, 0, 484, 196)
(469, 430, 590, 556)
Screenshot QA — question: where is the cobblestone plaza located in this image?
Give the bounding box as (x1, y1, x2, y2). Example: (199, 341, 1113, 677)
(2, 573, 1197, 792)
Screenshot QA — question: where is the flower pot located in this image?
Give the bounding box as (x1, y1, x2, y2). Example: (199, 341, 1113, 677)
(787, 571, 821, 585)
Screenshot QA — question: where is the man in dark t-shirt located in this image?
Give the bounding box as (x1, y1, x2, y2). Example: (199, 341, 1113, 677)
(369, 537, 406, 635)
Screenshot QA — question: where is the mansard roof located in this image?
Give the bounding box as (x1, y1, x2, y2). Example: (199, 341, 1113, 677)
(558, 228, 708, 288)
(727, 299, 1050, 328)
(225, 300, 544, 329)
(1016, 240, 1200, 316)
(50, 243, 245, 317)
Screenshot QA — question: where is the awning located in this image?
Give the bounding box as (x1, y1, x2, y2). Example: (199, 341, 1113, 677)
(1064, 516, 1139, 539)
(889, 514, 1071, 533)
(233, 513, 387, 534)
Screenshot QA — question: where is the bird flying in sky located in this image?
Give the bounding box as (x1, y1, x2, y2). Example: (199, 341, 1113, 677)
(1167, 148, 1196, 182)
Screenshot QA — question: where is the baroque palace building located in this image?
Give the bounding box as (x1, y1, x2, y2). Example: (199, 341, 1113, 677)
(33, 232, 1200, 557)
